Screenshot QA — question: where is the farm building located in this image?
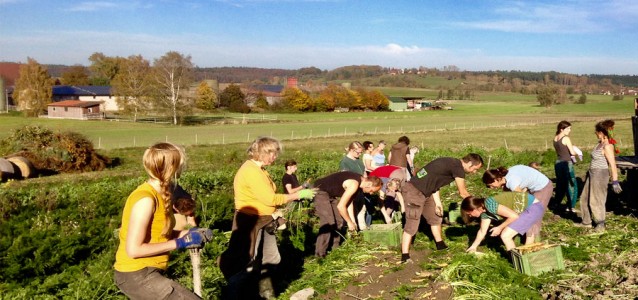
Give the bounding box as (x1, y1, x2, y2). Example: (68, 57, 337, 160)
(244, 84, 285, 106)
(52, 85, 117, 111)
(388, 97, 408, 111)
(388, 97, 453, 111)
(47, 100, 103, 120)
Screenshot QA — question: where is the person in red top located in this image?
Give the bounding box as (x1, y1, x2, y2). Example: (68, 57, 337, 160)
(370, 165, 408, 223)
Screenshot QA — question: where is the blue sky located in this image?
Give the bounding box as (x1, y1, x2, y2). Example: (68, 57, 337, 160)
(1, 0, 637, 75)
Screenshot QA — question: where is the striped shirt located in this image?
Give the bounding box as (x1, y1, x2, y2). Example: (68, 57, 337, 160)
(590, 143, 609, 169)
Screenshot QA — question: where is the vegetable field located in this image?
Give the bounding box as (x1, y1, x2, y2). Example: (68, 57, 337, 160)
(1, 98, 637, 299)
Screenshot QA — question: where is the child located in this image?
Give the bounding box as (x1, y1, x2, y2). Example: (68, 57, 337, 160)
(461, 192, 545, 252)
(380, 178, 405, 224)
(173, 193, 197, 230)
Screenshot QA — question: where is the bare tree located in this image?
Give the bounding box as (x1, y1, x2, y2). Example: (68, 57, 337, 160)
(152, 51, 194, 125)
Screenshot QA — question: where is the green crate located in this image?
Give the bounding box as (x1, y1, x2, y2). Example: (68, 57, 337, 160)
(448, 208, 462, 224)
(447, 202, 462, 224)
(511, 243, 564, 276)
(361, 223, 402, 247)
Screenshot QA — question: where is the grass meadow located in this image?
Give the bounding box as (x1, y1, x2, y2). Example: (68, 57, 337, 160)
(0, 95, 634, 151)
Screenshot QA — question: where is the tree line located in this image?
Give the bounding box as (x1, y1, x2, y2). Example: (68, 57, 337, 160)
(11, 53, 391, 124)
(12, 54, 636, 122)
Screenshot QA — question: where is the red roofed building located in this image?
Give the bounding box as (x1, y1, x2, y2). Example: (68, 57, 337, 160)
(47, 100, 103, 120)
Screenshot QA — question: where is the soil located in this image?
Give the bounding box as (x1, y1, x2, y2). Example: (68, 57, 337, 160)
(319, 249, 453, 300)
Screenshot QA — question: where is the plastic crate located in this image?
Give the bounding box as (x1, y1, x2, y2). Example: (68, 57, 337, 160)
(361, 223, 402, 247)
(511, 243, 564, 276)
(448, 208, 462, 224)
(447, 202, 462, 224)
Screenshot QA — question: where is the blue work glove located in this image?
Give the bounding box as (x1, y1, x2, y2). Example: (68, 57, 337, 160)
(298, 189, 316, 200)
(612, 181, 623, 194)
(176, 227, 213, 249)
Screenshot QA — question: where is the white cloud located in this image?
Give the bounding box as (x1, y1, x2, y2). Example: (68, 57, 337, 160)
(66, 1, 119, 12)
(1, 30, 636, 74)
(376, 44, 423, 56)
(455, 1, 607, 34)
(65, 1, 152, 12)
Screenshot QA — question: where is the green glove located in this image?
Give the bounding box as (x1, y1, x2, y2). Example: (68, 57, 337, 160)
(298, 189, 316, 200)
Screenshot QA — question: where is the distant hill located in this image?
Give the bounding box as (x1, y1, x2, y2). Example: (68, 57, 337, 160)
(2, 61, 637, 90)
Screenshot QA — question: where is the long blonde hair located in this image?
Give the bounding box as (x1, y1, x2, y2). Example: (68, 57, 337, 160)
(143, 142, 186, 237)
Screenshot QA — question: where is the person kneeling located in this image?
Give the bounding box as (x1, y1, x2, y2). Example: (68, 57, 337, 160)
(461, 192, 545, 252)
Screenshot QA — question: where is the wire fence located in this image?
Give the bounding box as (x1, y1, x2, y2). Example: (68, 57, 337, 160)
(92, 115, 629, 150)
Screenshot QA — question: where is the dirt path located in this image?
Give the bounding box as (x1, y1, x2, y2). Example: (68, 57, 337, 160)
(319, 249, 453, 300)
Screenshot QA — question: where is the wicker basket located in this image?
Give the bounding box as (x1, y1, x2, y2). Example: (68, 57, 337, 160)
(511, 243, 564, 276)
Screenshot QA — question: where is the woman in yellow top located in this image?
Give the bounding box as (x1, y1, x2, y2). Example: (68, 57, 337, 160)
(220, 137, 315, 299)
(114, 142, 211, 300)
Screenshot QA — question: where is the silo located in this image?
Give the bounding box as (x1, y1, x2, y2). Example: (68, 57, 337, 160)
(287, 77, 298, 88)
(0, 78, 5, 112)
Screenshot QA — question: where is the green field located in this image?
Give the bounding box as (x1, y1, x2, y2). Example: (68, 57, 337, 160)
(1, 96, 634, 151)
